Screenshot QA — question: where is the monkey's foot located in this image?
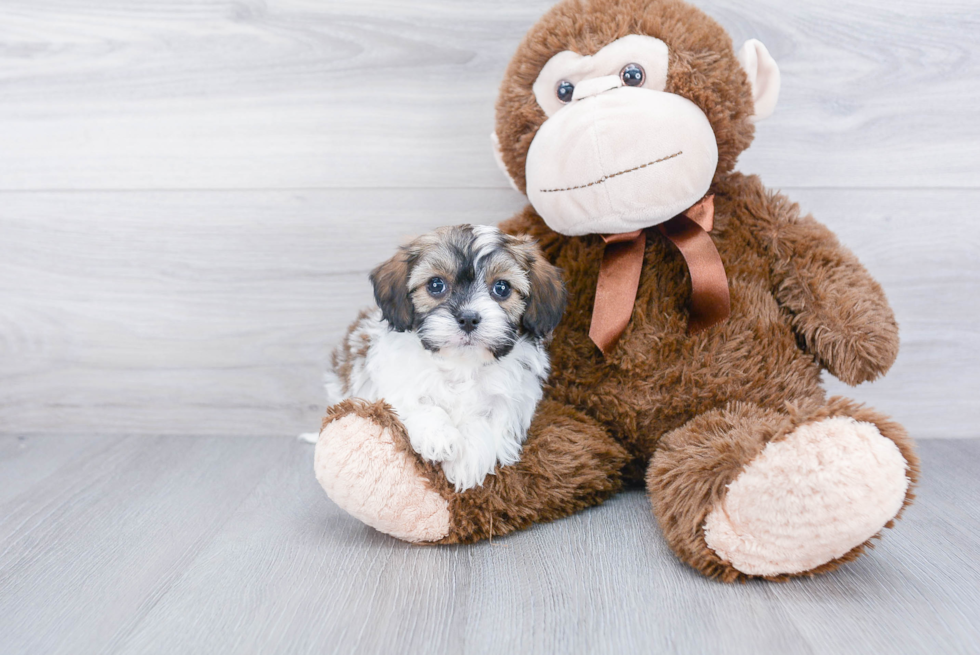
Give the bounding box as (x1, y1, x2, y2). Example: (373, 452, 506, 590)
(314, 401, 450, 543)
(703, 416, 911, 577)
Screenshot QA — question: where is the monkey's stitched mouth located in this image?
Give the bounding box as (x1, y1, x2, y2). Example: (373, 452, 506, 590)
(538, 151, 683, 193)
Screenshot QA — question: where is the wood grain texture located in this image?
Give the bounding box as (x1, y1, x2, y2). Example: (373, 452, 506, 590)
(0, 432, 124, 505)
(0, 434, 287, 655)
(1, 188, 977, 439)
(0, 435, 977, 655)
(0, 0, 977, 190)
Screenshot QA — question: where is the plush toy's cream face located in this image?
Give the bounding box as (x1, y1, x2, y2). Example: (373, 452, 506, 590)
(494, 28, 780, 238)
(526, 35, 717, 236)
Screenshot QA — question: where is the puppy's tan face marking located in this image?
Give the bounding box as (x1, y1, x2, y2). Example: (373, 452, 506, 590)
(408, 257, 456, 315)
(369, 225, 566, 357)
(405, 229, 469, 312)
(481, 250, 530, 324)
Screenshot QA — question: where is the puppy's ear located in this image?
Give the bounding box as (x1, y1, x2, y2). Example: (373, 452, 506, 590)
(370, 249, 415, 332)
(522, 249, 567, 338)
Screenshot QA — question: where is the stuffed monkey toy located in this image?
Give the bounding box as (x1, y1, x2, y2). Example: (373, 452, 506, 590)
(315, 0, 918, 581)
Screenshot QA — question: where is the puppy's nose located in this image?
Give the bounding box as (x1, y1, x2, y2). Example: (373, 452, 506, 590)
(456, 310, 481, 333)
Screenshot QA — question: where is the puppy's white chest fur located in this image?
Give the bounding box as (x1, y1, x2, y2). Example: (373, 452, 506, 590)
(327, 310, 549, 491)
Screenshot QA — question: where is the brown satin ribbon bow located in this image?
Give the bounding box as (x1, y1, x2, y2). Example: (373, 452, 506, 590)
(588, 195, 730, 355)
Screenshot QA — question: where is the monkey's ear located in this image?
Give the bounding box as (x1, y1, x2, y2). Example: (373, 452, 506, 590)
(737, 39, 781, 122)
(523, 253, 567, 338)
(369, 251, 415, 332)
(491, 131, 521, 193)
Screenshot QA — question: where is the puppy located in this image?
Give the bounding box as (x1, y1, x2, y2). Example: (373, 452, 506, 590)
(325, 224, 566, 491)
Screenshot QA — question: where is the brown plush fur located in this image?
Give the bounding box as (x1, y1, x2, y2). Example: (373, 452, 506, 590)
(500, 172, 903, 469)
(323, 0, 917, 581)
(440, 400, 630, 544)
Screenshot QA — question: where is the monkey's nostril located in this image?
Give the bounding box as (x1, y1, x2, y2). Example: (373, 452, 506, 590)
(457, 311, 481, 333)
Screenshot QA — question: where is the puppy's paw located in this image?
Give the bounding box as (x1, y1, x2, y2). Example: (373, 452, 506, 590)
(441, 457, 487, 493)
(418, 432, 460, 462)
(402, 407, 462, 463)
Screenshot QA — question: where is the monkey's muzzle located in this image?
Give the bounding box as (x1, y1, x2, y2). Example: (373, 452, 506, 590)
(525, 86, 718, 237)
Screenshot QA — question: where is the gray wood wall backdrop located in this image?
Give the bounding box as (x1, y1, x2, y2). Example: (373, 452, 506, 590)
(0, 0, 977, 439)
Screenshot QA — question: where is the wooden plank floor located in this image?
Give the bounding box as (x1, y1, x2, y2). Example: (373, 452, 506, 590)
(0, 435, 977, 655)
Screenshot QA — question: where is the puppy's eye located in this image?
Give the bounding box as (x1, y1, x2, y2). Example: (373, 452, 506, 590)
(490, 279, 512, 300)
(556, 80, 574, 104)
(620, 63, 644, 87)
(426, 277, 448, 298)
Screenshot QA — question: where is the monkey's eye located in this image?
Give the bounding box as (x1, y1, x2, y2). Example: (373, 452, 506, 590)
(620, 63, 645, 87)
(555, 80, 575, 104)
(426, 277, 448, 298)
(490, 279, 512, 300)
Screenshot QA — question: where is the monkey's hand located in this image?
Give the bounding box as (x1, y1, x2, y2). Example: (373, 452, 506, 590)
(764, 194, 899, 386)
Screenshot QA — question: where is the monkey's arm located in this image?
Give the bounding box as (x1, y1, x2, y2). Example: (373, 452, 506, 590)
(756, 189, 899, 385)
(439, 399, 629, 543)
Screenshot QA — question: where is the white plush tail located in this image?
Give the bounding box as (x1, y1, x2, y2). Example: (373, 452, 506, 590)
(297, 432, 319, 444)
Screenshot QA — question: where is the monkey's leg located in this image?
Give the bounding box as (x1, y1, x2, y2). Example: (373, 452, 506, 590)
(645, 398, 918, 582)
(315, 399, 629, 544)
